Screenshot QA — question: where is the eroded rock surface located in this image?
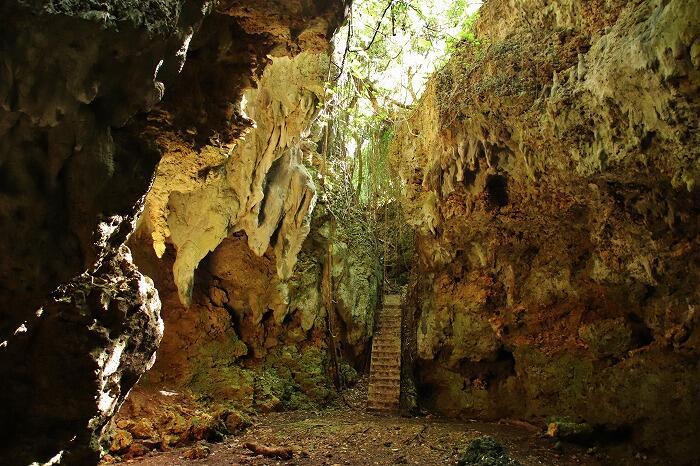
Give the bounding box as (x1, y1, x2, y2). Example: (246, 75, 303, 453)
(0, 0, 347, 462)
(111, 47, 378, 460)
(139, 52, 330, 305)
(392, 0, 699, 462)
(0, 219, 162, 464)
(112, 202, 379, 459)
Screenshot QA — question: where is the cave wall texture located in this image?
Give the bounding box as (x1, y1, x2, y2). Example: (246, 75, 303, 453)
(392, 0, 699, 463)
(109, 50, 382, 455)
(2, 0, 698, 463)
(0, 0, 347, 463)
(111, 202, 380, 459)
(139, 51, 329, 306)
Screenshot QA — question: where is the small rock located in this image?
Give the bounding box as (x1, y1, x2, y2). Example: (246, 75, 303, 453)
(109, 429, 133, 453)
(130, 418, 157, 439)
(183, 443, 211, 460)
(101, 454, 117, 464)
(546, 420, 594, 442)
(116, 419, 131, 429)
(224, 410, 251, 433)
(123, 442, 150, 460)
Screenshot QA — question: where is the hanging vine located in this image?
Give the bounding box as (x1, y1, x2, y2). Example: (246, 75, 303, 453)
(315, 0, 481, 289)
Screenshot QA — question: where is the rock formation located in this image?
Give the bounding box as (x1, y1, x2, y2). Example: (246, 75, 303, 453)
(139, 51, 329, 306)
(109, 201, 380, 459)
(3, 0, 697, 463)
(107, 51, 380, 460)
(0, 0, 347, 463)
(392, 0, 699, 462)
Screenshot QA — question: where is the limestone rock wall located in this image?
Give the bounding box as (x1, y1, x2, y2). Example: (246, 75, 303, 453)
(112, 203, 379, 459)
(113, 48, 380, 454)
(1, 240, 162, 464)
(392, 0, 699, 462)
(130, 205, 379, 404)
(139, 52, 329, 305)
(0, 0, 346, 463)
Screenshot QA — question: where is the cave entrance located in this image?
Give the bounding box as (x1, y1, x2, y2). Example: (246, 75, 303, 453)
(485, 174, 509, 208)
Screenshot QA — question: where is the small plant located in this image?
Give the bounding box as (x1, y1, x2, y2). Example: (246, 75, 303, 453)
(458, 436, 523, 466)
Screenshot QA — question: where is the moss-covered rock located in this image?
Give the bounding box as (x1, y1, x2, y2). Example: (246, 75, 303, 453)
(546, 418, 595, 442)
(458, 436, 522, 466)
(189, 364, 255, 408)
(265, 346, 336, 409)
(515, 346, 595, 417)
(578, 318, 633, 358)
(339, 360, 359, 386)
(416, 272, 501, 367)
(253, 368, 288, 412)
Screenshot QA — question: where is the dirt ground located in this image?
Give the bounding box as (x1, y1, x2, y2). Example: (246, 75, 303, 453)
(118, 408, 601, 466)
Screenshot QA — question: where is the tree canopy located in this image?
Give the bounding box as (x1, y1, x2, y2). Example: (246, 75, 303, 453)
(314, 0, 481, 287)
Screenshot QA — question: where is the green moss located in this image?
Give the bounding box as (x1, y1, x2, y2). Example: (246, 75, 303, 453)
(253, 368, 288, 412)
(264, 346, 336, 409)
(458, 436, 522, 466)
(516, 346, 594, 416)
(339, 360, 359, 386)
(197, 337, 249, 364)
(578, 318, 633, 358)
(184, 331, 339, 415)
(229, 346, 338, 412)
(186, 333, 254, 405)
(188, 364, 254, 407)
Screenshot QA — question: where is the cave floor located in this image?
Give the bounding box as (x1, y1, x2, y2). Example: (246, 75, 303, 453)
(117, 407, 601, 466)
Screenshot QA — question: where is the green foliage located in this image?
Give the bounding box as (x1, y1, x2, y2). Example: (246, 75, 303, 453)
(445, 5, 480, 52)
(458, 436, 523, 466)
(317, 1, 480, 287)
(333, 0, 481, 109)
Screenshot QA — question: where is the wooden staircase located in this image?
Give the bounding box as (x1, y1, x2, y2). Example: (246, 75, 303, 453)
(367, 294, 402, 412)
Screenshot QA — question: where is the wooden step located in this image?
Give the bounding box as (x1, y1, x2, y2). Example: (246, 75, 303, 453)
(371, 350, 400, 356)
(367, 295, 403, 413)
(368, 403, 400, 413)
(372, 342, 400, 349)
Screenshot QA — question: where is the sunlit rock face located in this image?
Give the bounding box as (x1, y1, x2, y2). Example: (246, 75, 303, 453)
(124, 200, 380, 436)
(102, 3, 379, 458)
(109, 198, 379, 457)
(393, 0, 699, 462)
(139, 52, 329, 305)
(0, 0, 346, 463)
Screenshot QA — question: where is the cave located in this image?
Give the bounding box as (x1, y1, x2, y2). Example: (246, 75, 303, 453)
(0, 0, 698, 465)
(485, 174, 509, 208)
